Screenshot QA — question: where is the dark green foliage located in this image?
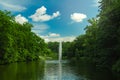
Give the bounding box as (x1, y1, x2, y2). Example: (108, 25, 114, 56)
(96, 0, 120, 71)
(62, 42, 71, 59)
(67, 18, 99, 63)
(47, 42, 59, 54)
(0, 10, 49, 64)
(47, 41, 72, 59)
(47, 42, 59, 59)
(65, 0, 120, 73)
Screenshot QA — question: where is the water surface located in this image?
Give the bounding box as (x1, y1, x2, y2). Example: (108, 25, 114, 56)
(0, 60, 87, 80)
(0, 60, 118, 80)
(43, 60, 86, 80)
(0, 61, 44, 80)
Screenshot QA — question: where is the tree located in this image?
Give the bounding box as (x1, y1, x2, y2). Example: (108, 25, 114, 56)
(0, 10, 50, 64)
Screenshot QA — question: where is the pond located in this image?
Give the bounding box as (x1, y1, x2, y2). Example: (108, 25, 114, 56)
(0, 60, 119, 80)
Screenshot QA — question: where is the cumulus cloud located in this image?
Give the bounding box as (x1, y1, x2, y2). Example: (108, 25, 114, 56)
(71, 13, 87, 23)
(15, 14, 28, 24)
(47, 36, 76, 42)
(32, 23, 49, 34)
(48, 32, 60, 37)
(52, 11, 60, 18)
(0, 2, 26, 12)
(29, 6, 60, 22)
(40, 34, 75, 42)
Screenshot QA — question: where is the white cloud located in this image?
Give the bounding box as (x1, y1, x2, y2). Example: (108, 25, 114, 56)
(0, 2, 26, 12)
(32, 23, 49, 34)
(47, 36, 75, 42)
(52, 11, 60, 18)
(40, 34, 75, 42)
(15, 14, 28, 24)
(29, 6, 60, 22)
(48, 32, 60, 37)
(0, 0, 33, 6)
(71, 13, 87, 23)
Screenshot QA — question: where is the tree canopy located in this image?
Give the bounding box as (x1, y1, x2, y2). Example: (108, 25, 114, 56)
(0, 10, 50, 64)
(63, 0, 120, 73)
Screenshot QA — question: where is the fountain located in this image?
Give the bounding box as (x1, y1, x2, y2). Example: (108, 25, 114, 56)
(59, 41, 62, 62)
(59, 41, 62, 80)
(43, 41, 80, 80)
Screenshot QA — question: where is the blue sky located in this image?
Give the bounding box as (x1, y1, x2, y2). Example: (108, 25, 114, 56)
(0, 0, 99, 42)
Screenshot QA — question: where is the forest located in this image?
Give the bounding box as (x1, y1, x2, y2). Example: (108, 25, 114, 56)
(0, 10, 52, 64)
(63, 0, 120, 73)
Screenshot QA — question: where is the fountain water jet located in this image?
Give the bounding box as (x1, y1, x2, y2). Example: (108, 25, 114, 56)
(58, 41, 62, 80)
(59, 41, 62, 62)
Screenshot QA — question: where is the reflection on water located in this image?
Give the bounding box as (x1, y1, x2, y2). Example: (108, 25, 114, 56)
(0, 60, 87, 80)
(0, 61, 44, 80)
(0, 60, 118, 80)
(43, 60, 86, 80)
(74, 59, 120, 80)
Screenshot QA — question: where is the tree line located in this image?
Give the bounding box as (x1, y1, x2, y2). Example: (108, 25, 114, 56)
(47, 42, 71, 59)
(64, 0, 120, 73)
(0, 10, 50, 64)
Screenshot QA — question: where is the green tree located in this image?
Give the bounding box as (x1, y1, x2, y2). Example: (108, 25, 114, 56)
(0, 10, 50, 64)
